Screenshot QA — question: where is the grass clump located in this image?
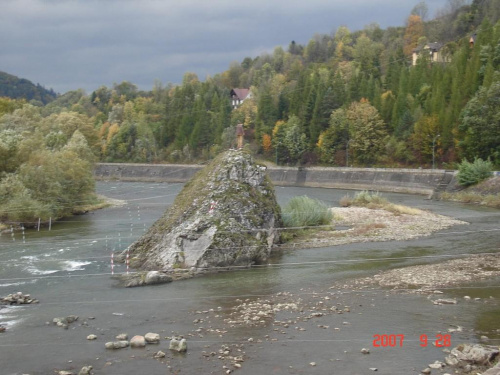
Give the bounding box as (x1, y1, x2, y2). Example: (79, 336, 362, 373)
(441, 191, 500, 208)
(340, 191, 422, 215)
(457, 158, 493, 187)
(281, 196, 333, 228)
(340, 191, 388, 208)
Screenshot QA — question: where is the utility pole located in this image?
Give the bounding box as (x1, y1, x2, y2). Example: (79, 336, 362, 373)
(275, 142, 280, 166)
(346, 139, 350, 167)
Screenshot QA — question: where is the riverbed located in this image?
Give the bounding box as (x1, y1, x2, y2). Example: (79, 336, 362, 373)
(0, 182, 499, 375)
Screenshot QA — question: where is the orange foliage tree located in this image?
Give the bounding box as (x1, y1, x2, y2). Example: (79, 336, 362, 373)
(403, 14, 424, 57)
(262, 134, 272, 153)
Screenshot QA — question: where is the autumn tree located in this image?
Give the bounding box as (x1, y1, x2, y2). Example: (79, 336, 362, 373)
(346, 99, 388, 165)
(262, 133, 272, 153)
(412, 114, 440, 164)
(403, 14, 424, 56)
(317, 109, 350, 165)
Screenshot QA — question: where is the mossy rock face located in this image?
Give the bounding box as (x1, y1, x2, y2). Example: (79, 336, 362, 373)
(126, 150, 282, 271)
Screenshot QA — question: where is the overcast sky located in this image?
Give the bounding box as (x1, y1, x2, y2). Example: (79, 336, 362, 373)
(0, 0, 449, 94)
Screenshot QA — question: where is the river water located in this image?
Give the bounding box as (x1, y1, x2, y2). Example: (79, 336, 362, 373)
(0, 182, 499, 375)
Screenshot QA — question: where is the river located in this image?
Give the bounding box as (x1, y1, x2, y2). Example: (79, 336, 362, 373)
(0, 181, 499, 375)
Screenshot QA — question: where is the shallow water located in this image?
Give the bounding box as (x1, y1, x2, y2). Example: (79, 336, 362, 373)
(0, 182, 499, 375)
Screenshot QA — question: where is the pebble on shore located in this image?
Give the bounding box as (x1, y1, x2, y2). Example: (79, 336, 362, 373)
(1, 292, 39, 305)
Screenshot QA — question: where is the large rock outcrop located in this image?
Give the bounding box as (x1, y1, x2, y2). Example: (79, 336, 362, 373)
(126, 150, 282, 272)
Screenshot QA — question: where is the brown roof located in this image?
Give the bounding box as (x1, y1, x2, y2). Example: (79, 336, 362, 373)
(230, 88, 250, 101)
(413, 42, 444, 53)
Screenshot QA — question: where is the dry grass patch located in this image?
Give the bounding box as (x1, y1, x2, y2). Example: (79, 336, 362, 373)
(341, 191, 422, 215)
(441, 191, 500, 208)
(351, 222, 388, 236)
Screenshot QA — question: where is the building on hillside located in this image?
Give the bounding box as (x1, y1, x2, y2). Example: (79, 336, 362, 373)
(412, 42, 450, 66)
(230, 88, 251, 109)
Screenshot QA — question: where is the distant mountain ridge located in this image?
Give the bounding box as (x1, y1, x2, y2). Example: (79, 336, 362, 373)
(0, 71, 57, 105)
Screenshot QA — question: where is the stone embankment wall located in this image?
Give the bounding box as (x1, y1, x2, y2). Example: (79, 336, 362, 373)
(94, 163, 458, 195)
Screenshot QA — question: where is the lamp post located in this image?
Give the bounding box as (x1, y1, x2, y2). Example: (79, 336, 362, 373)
(346, 139, 351, 167)
(275, 141, 280, 166)
(430, 134, 440, 169)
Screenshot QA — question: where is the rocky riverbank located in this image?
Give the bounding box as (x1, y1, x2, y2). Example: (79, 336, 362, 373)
(278, 205, 467, 250)
(440, 176, 500, 209)
(352, 253, 500, 291)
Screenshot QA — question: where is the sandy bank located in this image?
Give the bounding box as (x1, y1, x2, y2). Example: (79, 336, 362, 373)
(354, 253, 500, 291)
(278, 206, 467, 250)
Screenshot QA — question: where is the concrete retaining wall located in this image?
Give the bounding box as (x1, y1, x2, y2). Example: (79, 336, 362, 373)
(95, 163, 202, 183)
(95, 163, 457, 195)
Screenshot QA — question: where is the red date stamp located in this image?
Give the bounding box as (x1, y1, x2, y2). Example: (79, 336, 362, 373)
(373, 334, 451, 348)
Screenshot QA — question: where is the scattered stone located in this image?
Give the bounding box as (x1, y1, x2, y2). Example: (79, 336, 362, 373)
(169, 337, 187, 353)
(0, 325, 6, 333)
(145, 332, 160, 344)
(122, 271, 173, 287)
(78, 366, 93, 375)
(429, 361, 445, 369)
(145, 271, 173, 285)
(464, 296, 471, 300)
(1, 292, 39, 305)
(58, 371, 73, 375)
(483, 362, 500, 375)
(481, 335, 489, 342)
(447, 325, 463, 333)
(105, 340, 129, 350)
(130, 335, 146, 348)
(86, 334, 97, 340)
(445, 344, 499, 367)
(369, 368, 378, 371)
(433, 299, 457, 305)
(421, 368, 431, 374)
(52, 316, 79, 329)
(361, 348, 370, 354)
(309, 362, 316, 366)
(154, 350, 166, 359)
(116, 333, 128, 340)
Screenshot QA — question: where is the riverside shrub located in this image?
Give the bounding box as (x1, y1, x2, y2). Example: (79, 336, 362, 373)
(282, 196, 333, 227)
(457, 158, 493, 187)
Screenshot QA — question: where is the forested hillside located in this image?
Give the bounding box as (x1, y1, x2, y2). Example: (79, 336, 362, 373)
(1, 0, 500, 173)
(0, 71, 57, 105)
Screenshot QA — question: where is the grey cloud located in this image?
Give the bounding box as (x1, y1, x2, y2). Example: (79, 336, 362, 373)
(0, 0, 449, 93)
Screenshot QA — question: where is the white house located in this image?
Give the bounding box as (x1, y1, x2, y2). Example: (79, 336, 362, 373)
(230, 88, 252, 109)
